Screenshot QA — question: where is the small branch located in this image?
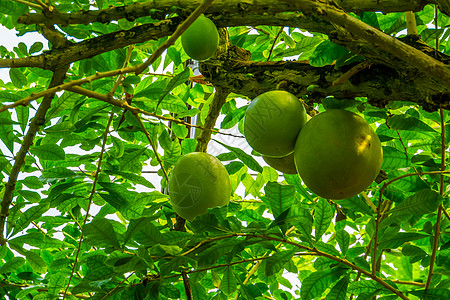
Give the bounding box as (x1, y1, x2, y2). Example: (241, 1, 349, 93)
(372, 186, 385, 275)
(405, 11, 418, 35)
(182, 271, 193, 300)
(267, 27, 284, 61)
(135, 0, 215, 74)
(332, 62, 371, 86)
(442, 204, 450, 221)
(12, 0, 42, 10)
(65, 85, 240, 138)
(392, 280, 426, 287)
(133, 113, 169, 182)
(109, 45, 134, 97)
(99, 272, 134, 300)
(360, 191, 377, 214)
(425, 107, 446, 291)
(195, 88, 230, 152)
(0, 66, 68, 246)
(63, 112, 114, 299)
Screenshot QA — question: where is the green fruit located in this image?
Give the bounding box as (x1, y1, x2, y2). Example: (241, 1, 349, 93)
(243, 91, 307, 157)
(262, 152, 297, 174)
(168, 152, 231, 220)
(181, 15, 219, 61)
(294, 109, 383, 200)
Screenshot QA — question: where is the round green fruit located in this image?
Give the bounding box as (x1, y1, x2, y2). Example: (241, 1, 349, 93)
(168, 152, 231, 220)
(243, 91, 307, 157)
(262, 152, 297, 174)
(181, 15, 219, 61)
(294, 109, 383, 200)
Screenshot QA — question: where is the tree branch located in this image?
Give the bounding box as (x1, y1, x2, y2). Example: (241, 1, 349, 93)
(63, 112, 114, 299)
(0, 66, 69, 246)
(287, 0, 450, 88)
(17, 0, 438, 26)
(195, 88, 230, 152)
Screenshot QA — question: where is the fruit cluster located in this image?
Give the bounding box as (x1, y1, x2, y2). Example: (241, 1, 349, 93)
(243, 91, 383, 200)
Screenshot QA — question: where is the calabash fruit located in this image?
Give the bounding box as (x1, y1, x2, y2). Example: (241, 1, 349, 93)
(243, 90, 307, 157)
(168, 152, 231, 220)
(294, 109, 383, 200)
(181, 15, 219, 61)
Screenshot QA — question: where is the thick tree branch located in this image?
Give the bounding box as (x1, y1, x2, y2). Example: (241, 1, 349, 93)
(285, 0, 450, 89)
(17, 0, 441, 26)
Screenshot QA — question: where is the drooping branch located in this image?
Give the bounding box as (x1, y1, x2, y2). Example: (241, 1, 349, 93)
(17, 0, 440, 26)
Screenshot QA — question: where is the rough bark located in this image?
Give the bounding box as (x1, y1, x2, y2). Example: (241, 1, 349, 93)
(17, 0, 441, 26)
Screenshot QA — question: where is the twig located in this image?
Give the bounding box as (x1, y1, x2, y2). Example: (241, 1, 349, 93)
(65, 85, 241, 138)
(63, 112, 114, 299)
(12, 0, 42, 10)
(332, 62, 371, 86)
(182, 271, 193, 300)
(267, 26, 284, 61)
(442, 204, 450, 221)
(99, 272, 135, 300)
(393, 280, 425, 287)
(425, 107, 446, 291)
(360, 191, 377, 214)
(133, 113, 169, 182)
(109, 45, 134, 97)
(0, 66, 69, 246)
(135, 0, 216, 75)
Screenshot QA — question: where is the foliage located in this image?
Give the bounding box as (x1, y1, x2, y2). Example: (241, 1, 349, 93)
(0, 1, 449, 299)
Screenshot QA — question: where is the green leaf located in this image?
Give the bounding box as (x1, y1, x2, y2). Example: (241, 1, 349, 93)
(0, 257, 25, 273)
(389, 189, 442, 216)
(310, 41, 349, 67)
(220, 267, 237, 296)
(181, 138, 197, 154)
(378, 232, 430, 252)
(0, 111, 14, 153)
(264, 181, 295, 218)
(314, 198, 334, 243)
(155, 68, 190, 110)
(29, 42, 43, 54)
(381, 146, 409, 170)
(336, 229, 350, 256)
(132, 219, 166, 246)
(13, 203, 50, 235)
(29, 144, 65, 161)
(16, 105, 28, 132)
(25, 250, 47, 273)
(106, 170, 155, 188)
(408, 289, 450, 300)
(348, 280, 390, 295)
(98, 188, 143, 220)
(214, 140, 263, 173)
(48, 273, 66, 296)
(387, 114, 436, 132)
(300, 266, 350, 300)
(42, 167, 76, 178)
(83, 219, 121, 249)
(9, 68, 27, 88)
(264, 250, 296, 277)
(325, 274, 350, 300)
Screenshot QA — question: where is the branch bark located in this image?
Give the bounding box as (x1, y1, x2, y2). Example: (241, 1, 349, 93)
(17, 0, 439, 26)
